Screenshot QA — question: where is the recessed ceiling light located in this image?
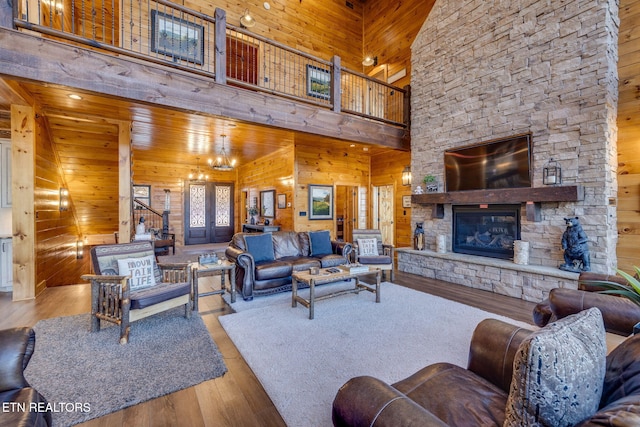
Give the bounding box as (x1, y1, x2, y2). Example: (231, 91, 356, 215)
(264, 2, 270, 9)
(68, 94, 83, 100)
(350, 144, 356, 147)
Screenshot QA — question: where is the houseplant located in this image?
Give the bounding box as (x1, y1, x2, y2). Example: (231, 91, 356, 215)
(247, 206, 259, 224)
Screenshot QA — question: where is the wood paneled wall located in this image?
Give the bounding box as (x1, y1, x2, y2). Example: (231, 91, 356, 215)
(617, 0, 640, 272)
(370, 150, 412, 248)
(180, 0, 364, 71)
(34, 112, 88, 288)
(294, 138, 370, 237)
(362, 0, 435, 87)
(236, 146, 295, 232)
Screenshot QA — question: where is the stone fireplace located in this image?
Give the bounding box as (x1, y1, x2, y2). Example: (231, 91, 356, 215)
(399, 0, 619, 302)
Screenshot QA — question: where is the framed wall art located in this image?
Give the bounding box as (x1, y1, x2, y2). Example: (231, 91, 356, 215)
(306, 65, 330, 100)
(308, 184, 333, 220)
(151, 10, 205, 65)
(277, 194, 286, 209)
(260, 190, 275, 218)
(133, 184, 151, 209)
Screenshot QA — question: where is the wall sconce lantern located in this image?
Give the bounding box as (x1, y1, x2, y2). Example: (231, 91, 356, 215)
(240, 9, 256, 28)
(543, 158, 562, 185)
(402, 165, 412, 186)
(59, 188, 69, 211)
(76, 239, 84, 259)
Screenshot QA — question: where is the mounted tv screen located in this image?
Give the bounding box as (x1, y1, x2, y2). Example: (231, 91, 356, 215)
(444, 134, 532, 192)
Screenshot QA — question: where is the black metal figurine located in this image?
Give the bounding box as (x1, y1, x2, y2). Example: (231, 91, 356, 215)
(559, 217, 591, 272)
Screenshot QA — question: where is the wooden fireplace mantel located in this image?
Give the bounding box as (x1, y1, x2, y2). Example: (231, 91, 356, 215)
(411, 185, 584, 221)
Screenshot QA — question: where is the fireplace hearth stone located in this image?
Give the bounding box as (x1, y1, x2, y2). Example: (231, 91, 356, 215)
(396, 248, 579, 302)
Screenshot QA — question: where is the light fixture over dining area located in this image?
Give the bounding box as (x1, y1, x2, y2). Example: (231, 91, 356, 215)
(209, 134, 236, 171)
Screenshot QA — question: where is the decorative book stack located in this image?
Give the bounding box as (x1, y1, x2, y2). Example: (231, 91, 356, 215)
(338, 264, 369, 274)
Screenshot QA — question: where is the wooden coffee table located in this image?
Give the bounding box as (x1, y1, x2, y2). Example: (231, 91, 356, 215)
(291, 267, 381, 319)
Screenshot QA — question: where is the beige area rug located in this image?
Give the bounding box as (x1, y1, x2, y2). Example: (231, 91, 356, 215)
(219, 282, 533, 427)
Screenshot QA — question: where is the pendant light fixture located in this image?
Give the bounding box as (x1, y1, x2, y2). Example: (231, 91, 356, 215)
(188, 157, 208, 181)
(210, 134, 236, 171)
(240, 9, 256, 28)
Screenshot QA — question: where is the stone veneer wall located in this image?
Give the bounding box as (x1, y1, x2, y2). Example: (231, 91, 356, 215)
(409, 0, 619, 273)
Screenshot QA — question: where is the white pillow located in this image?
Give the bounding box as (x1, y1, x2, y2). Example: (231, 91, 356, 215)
(117, 255, 157, 290)
(357, 238, 378, 256)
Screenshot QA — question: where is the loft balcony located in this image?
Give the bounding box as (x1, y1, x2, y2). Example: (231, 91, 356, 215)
(2, 0, 409, 148)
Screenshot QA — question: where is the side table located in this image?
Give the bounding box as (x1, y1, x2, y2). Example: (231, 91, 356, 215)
(193, 260, 236, 310)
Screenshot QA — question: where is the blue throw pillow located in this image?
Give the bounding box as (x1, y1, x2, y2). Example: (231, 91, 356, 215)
(244, 233, 275, 263)
(309, 230, 332, 256)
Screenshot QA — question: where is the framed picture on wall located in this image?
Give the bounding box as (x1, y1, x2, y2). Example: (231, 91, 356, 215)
(402, 195, 412, 208)
(308, 184, 333, 220)
(277, 194, 286, 209)
(260, 190, 275, 218)
(306, 65, 330, 100)
(151, 10, 205, 65)
(133, 184, 151, 209)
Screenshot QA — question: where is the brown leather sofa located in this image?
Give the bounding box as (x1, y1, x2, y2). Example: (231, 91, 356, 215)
(332, 317, 640, 427)
(533, 272, 640, 335)
(0, 327, 52, 427)
(225, 231, 352, 300)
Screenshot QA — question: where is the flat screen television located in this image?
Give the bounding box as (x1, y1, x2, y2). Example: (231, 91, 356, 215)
(444, 134, 532, 192)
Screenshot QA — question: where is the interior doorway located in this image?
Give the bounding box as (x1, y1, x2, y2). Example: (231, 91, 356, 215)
(184, 181, 235, 245)
(335, 185, 357, 242)
(372, 185, 394, 245)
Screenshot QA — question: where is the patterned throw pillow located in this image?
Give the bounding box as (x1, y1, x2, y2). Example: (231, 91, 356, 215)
(504, 307, 606, 427)
(117, 255, 157, 290)
(357, 238, 379, 256)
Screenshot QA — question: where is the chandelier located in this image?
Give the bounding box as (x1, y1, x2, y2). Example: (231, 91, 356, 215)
(188, 157, 208, 181)
(209, 134, 236, 171)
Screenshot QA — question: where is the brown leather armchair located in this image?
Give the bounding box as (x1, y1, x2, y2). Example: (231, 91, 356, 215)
(0, 327, 52, 427)
(332, 317, 640, 426)
(533, 272, 640, 335)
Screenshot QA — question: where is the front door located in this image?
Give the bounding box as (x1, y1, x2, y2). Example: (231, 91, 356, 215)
(184, 182, 235, 245)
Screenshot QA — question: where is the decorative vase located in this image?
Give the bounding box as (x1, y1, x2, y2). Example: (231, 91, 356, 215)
(250, 216, 256, 225)
(413, 222, 425, 251)
(436, 234, 447, 253)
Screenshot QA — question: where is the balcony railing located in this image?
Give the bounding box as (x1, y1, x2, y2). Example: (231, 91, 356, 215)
(11, 0, 408, 126)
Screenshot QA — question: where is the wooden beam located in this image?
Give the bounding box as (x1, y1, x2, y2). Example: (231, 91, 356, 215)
(0, 28, 408, 150)
(331, 55, 341, 113)
(214, 8, 226, 85)
(412, 186, 585, 205)
(118, 122, 132, 243)
(11, 104, 36, 301)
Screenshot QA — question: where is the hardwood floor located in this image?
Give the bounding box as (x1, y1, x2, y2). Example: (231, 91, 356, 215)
(0, 271, 537, 426)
